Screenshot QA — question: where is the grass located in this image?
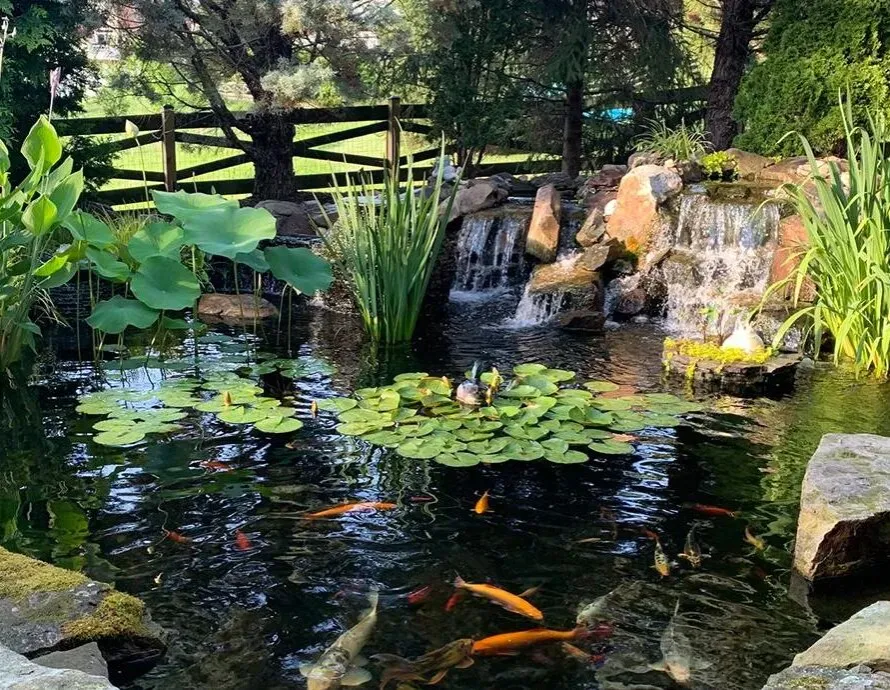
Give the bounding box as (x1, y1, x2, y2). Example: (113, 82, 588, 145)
(633, 118, 708, 161)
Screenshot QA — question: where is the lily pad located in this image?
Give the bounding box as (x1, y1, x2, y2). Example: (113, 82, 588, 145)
(541, 368, 575, 382)
(436, 452, 480, 467)
(513, 363, 547, 376)
(500, 385, 542, 399)
(583, 380, 620, 393)
(545, 449, 589, 464)
(254, 416, 304, 434)
(317, 398, 358, 413)
(397, 439, 444, 460)
(588, 440, 635, 455)
(93, 428, 146, 447)
(217, 407, 268, 425)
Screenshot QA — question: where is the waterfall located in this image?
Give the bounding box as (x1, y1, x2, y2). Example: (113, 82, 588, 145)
(450, 207, 531, 298)
(661, 192, 781, 338)
(508, 286, 567, 327)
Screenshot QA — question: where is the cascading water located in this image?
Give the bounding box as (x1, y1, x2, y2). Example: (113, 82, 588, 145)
(450, 207, 531, 298)
(660, 191, 781, 337)
(508, 286, 567, 327)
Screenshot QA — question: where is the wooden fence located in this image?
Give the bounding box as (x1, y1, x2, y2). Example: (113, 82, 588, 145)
(55, 99, 562, 206)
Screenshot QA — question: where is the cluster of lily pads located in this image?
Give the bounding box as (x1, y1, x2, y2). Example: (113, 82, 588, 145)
(319, 363, 703, 466)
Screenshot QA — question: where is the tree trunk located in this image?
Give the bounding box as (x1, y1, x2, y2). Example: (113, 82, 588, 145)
(562, 79, 584, 178)
(246, 113, 298, 200)
(705, 0, 759, 150)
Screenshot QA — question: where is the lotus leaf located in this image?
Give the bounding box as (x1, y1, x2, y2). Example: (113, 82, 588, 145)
(555, 388, 593, 400)
(65, 211, 115, 248)
(234, 248, 270, 273)
(76, 400, 118, 415)
(588, 440, 635, 455)
(419, 378, 452, 396)
(87, 296, 159, 334)
(339, 408, 389, 424)
(427, 401, 461, 415)
(264, 246, 333, 294)
(609, 420, 647, 432)
(554, 430, 592, 445)
(391, 408, 419, 422)
(182, 204, 277, 259)
(131, 256, 200, 311)
(92, 418, 136, 432)
(503, 425, 548, 441)
(255, 416, 304, 434)
(584, 429, 614, 440)
(462, 419, 502, 432)
(583, 380, 620, 393)
(151, 189, 237, 222)
(403, 422, 439, 438)
(86, 248, 130, 281)
(128, 222, 186, 262)
(355, 387, 381, 399)
(513, 363, 547, 376)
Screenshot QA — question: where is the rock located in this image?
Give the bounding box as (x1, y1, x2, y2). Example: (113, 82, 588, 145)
(795, 156, 850, 181)
(770, 215, 815, 300)
(525, 184, 561, 262)
(675, 159, 703, 184)
(197, 294, 279, 323)
(794, 434, 890, 581)
(527, 255, 597, 294)
(758, 156, 810, 184)
(575, 208, 605, 247)
(603, 198, 618, 217)
(0, 548, 165, 683)
(628, 151, 661, 169)
(580, 188, 618, 216)
(725, 148, 773, 180)
(446, 179, 509, 221)
(0, 645, 117, 689)
(254, 200, 316, 237)
(763, 665, 890, 690)
(579, 245, 611, 272)
(530, 171, 579, 192)
(793, 601, 890, 670)
(36, 643, 108, 679)
(614, 288, 647, 317)
(580, 165, 626, 193)
(607, 165, 682, 251)
(555, 310, 605, 332)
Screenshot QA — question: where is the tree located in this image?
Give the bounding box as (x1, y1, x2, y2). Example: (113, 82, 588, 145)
(734, 0, 890, 156)
(110, 0, 401, 199)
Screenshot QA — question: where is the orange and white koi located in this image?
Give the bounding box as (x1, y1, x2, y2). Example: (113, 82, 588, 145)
(305, 501, 398, 519)
(653, 539, 671, 577)
(310, 400, 318, 417)
(454, 576, 544, 621)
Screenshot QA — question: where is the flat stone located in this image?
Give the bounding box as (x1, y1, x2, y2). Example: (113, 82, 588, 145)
(662, 350, 801, 395)
(254, 200, 316, 237)
(197, 294, 279, 323)
(575, 208, 605, 247)
(794, 435, 890, 581)
(758, 156, 810, 184)
(763, 665, 890, 690)
(446, 179, 509, 221)
(35, 642, 108, 679)
(793, 601, 890, 670)
(0, 645, 117, 689)
(726, 148, 773, 180)
(525, 184, 561, 262)
(556, 310, 605, 332)
(607, 165, 682, 252)
(578, 245, 611, 272)
(528, 255, 598, 294)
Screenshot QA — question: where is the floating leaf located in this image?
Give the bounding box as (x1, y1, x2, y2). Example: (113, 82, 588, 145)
(588, 440, 635, 455)
(546, 449, 588, 464)
(522, 375, 559, 395)
(583, 380, 620, 393)
(644, 413, 682, 428)
(436, 453, 480, 467)
(217, 407, 268, 425)
(397, 439, 444, 460)
(394, 372, 428, 381)
(337, 422, 377, 436)
(541, 438, 570, 455)
(592, 398, 633, 411)
(513, 363, 547, 376)
(541, 368, 575, 382)
(93, 428, 146, 447)
(254, 417, 304, 434)
(500, 385, 541, 398)
(505, 440, 545, 461)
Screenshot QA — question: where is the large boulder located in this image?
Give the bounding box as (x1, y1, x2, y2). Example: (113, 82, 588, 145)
(525, 184, 561, 262)
(527, 255, 598, 295)
(769, 215, 815, 301)
(758, 156, 810, 185)
(793, 434, 890, 581)
(36, 643, 108, 679)
(793, 601, 890, 670)
(446, 179, 509, 221)
(726, 148, 773, 180)
(763, 665, 890, 690)
(0, 645, 117, 690)
(0, 548, 165, 683)
(197, 294, 279, 323)
(607, 165, 682, 252)
(254, 200, 316, 237)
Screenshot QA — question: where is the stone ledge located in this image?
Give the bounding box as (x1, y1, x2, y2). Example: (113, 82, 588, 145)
(662, 349, 801, 395)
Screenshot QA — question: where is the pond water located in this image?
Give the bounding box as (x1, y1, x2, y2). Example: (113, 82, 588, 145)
(5, 297, 890, 690)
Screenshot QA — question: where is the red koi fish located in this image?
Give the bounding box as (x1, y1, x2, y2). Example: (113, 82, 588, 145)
(686, 503, 737, 518)
(445, 590, 465, 612)
(199, 460, 231, 472)
(164, 529, 192, 544)
(234, 529, 251, 551)
(407, 585, 433, 605)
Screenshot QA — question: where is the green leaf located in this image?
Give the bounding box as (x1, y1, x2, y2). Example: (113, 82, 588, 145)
(436, 453, 480, 467)
(34, 249, 71, 277)
(128, 222, 185, 262)
(397, 438, 444, 459)
(513, 363, 547, 376)
(254, 416, 304, 434)
(317, 397, 358, 413)
(64, 212, 115, 248)
(48, 169, 84, 221)
(500, 385, 541, 398)
(21, 116, 62, 174)
(264, 246, 333, 294)
(131, 256, 201, 310)
(583, 380, 620, 393)
(86, 247, 130, 281)
(151, 190, 237, 222)
(588, 440, 635, 455)
(541, 368, 575, 382)
(22, 196, 58, 235)
(217, 407, 268, 424)
(234, 248, 270, 273)
(182, 205, 276, 259)
(546, 449, 588, 464)
(87, 296, 159, 334)
(93, 428, 146, 447)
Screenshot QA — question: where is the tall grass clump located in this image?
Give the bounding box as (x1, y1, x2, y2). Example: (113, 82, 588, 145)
(633, 119, 708, 162)
(320, 149, 458, 343)
(766, 97, 890, 378)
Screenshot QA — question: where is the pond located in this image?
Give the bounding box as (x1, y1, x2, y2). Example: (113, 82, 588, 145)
(5, 297, 890, 690)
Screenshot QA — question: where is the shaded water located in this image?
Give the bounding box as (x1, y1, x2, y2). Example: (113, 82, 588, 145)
(5, 302, 890, 689)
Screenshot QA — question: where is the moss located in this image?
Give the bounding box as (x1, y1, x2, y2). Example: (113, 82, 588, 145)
(63, 591, 149, 641)
(785, 676, 830, 690)
(664, 338, 774, 366)
(0, 547, 88, 600)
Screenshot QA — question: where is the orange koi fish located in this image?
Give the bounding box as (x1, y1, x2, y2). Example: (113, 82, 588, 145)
(687, 503, 737, 518)
(653, 539, 671, 577)
(561, 642, 600, 664)
(234, 529, 251, 551)
(444, 590, 465, 612)
(474, 491, 490, 515)
(641, 528, 660, 541)
(305, 501, 398, 519)
(454, 576, 544, 621)
(473, 628, 587, 655)
(407, 585, 433, 605)
(199, 460, 231, 472)
(163, 529, 192, 544)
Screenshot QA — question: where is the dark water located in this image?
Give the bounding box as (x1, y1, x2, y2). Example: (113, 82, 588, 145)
(5, 297, 890, 690)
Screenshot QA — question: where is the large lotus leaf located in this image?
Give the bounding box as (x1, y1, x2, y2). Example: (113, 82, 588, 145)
(93, 427, 146, 447)
(546, 449, 588, 464)
(355, 387, 381, 399)
(254, 416, 304, 434)
(572, 408, 613, 427)
(86, 247, 130, 281)
(436, 453, 480, 467)
(235, 248, 270, 273)
(64, 211, 115, 248)
(92, 418, 136, 432)
(130, 256, 200, 311)
(583, 380, 620, 393)
(182, 205, 275, 259)
(217, 407, 268, 424)
(152, 189, 237, 222)
(588, 440, 635, 455)
(128, 221, 186, 262)
(513, 363, 547, 376)
(87, 296, 159, 334)
(264, 246, 333, 294)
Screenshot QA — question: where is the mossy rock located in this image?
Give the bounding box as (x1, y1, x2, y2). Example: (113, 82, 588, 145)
(0, 548, 166, 684)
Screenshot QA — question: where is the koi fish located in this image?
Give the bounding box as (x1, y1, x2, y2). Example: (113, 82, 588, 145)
(651, 601, 712, 684)
(474, 491, 490, 515)
(686, 503, 737, 518)
(300, 592, 378, 690)
(472, 627, 587, 655)
(374, 639, 474, 689)
(677, 525, 702, 568)
(489, 367, 502, 390)
(454, 576, 544, 621)
(164, 529, 192, 544)
(234, 529, 251, 551)
(311, 400, 319, 417)
(518, 584, 542, 599)
(561, 642, 600, 664)
(745, 525, 766, 551)
(199, 460, 231, 472)
(444, 590, 464, 612)
(406, 585, 432, 605)
(305, 502, 398, 519)
(653, 539, 671, 577)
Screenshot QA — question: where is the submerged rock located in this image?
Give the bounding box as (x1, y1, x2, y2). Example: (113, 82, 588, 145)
(763, 665, 890, 690)
(0, 644, 117, 689)
(794, 434, 890, 581)
(793, 601, 890, 671)
(197, 293, 279, 322)
(526, 184, 561, 262)
(527, 255, 599, 296)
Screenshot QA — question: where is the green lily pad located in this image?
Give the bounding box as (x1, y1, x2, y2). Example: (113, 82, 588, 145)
(254, 416, 304, 434)
(337, 422, 378, 436)
(583, 380, 620, 393)
(467, 437, 511, 455)
(317, 398, 358, 413)
(454, 429, 494, 442)
(217, 407, 268, 424)
(500, 385, 542, 398)
(522, 376, 559, 395)
(93, 428, 146, 447)
(588, 440, 635, 455)
(546, 449, 589, 464)
(76, 400, 118, 415)
(541, 438, 570, 455)
(644, 413, 682, 427)
(555, 388, 592, 400)
(436, 452, 480, 467)
(394, 372, 428, 381)
(592, 398, 634, 411)
(513, 363, 547, 376)
(479, 454, 511, 464)
(397, 439, 444, 459)
(505, 440, 545, 461)
(541, 368, 575, 382)
(363, 431, 404, 447)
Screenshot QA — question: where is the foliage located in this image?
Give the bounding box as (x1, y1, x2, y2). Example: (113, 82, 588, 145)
(764, 98, 890, 377)
(319, 150, 456, 343)
(663, 338, 772, 365)
(633, 119, 708, 161)
(700, 151, 739, 180)
(327, 364, 702, 466)
(735, 0, 890, 156)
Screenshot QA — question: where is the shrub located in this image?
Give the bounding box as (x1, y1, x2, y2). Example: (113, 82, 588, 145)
(765, 98, 890, 377)
(700, 151, 738, 181)
(633, 119, 708, 161)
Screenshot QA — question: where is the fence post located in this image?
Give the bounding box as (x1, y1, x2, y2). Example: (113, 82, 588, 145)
(386, 96, 401, 178)
(161, 105, 177, 192)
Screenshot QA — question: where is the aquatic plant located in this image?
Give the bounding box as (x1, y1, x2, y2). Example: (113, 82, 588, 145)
(765, 97, 890, 377)
(324, 364, 702, 466)
(319, 147, 457, 343)
(663, 338, 773, 366)
(633, 119, 708, 162)
(700, 151, 738, 181)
